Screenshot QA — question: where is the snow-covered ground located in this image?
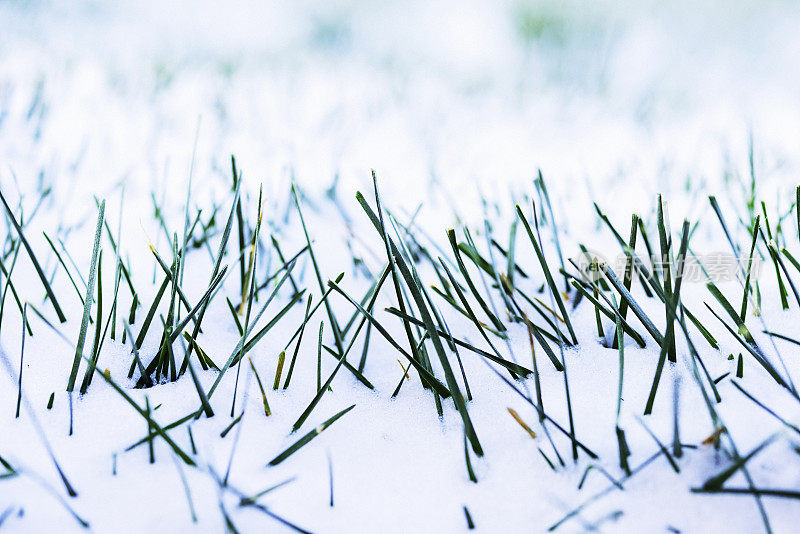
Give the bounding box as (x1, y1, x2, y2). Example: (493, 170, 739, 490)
(2, 1, 800, 532)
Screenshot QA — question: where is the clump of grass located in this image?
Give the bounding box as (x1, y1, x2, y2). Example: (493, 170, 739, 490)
(9, 138, 800, 534)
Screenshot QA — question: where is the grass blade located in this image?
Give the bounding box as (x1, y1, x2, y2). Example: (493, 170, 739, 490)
(268, 404, 355, 466)
(67, 200, 105, 392)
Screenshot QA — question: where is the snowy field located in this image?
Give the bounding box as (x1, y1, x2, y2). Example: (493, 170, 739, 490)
(2, 1, 800, 532)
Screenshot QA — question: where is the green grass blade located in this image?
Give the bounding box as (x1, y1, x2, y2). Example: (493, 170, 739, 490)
(268, 405, 355, 466)
(0, 188, 67, 322)
(67, 201, 105, 392)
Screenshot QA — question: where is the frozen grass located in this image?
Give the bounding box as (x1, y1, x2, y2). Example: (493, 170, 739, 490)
(2, 1, 800, 533)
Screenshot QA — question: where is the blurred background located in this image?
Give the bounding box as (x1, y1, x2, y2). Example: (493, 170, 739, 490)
(1, 0, 799, 226)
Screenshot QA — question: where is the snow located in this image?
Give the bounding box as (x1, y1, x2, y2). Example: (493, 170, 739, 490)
(1, 1, 800, 532)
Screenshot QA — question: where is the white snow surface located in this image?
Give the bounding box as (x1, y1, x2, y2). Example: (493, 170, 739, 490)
(1, 1, 800, 532)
